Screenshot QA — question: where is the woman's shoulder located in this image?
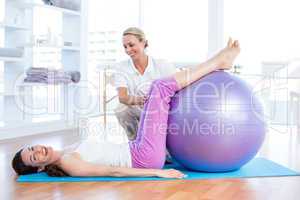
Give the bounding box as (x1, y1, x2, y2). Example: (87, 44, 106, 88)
(61, 151, 81, 161)
(59, 152, 83, 170)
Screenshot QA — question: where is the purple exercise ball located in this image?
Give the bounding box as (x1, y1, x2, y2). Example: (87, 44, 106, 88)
(167, 71, 266, 172)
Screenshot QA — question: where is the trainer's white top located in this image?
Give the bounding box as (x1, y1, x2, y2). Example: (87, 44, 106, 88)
(113, 56, 176, 96)
(74, 137, 132, 168)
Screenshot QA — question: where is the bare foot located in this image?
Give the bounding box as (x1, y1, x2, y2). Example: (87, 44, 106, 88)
(213, 38, 241, 70)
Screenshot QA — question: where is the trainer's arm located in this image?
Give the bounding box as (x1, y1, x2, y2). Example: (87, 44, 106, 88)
(117, 87, 146, 106)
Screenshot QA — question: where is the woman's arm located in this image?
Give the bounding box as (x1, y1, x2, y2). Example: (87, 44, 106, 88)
(59, 155, 185, 178)
(117, 87, 146, 106)
(107, 166, 185, 179)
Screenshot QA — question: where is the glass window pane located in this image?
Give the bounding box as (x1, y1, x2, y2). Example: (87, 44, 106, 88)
(0, 0, 4, 22)
(0, 0, 4, 94)
(0, 62, 3, 94)
(143, 0, 208, 62)
(88, 0, 139, 113)
(224, 0, 300, 74)
(225, 1, 300, 128)
(88, 0, 139, 62)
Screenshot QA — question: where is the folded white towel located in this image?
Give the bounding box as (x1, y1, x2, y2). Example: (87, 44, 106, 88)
(25, 67, 81, 84)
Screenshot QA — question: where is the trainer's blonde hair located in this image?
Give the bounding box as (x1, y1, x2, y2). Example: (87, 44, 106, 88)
(123, 27, 148, 48)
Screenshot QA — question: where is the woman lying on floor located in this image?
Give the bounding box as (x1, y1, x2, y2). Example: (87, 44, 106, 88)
(12, 38, 240, 179)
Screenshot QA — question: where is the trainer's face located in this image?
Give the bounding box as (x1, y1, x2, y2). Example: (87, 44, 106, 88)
(123, 34, 146, 59)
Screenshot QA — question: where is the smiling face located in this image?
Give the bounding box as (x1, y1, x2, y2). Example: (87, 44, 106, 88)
(122, 34, 147, 59)
(21, 145, 58, 168)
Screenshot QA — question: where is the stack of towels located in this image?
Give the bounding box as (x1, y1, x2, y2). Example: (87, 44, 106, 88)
(24, 67, 81, 84)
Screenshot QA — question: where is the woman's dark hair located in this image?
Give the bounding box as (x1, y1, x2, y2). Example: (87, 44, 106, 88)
(12, 149, 39, 175)
(12, 149, 69, 177)
(44, 164, 69, 177)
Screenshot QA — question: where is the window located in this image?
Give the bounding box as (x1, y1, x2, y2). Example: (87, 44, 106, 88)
(0, 0, 4, 22)
(88, 0, 140, 114)
(87, 0, 208, 114)
(0, 0, 4, 94)
(0, 62, 2, 124)
(224, 0, 300, 74)
(0, 62, 3, 94)
(224, 0, 300, 127)
(143, 0, 208, 63)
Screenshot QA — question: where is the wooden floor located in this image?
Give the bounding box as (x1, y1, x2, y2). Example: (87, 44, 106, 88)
(1, 121, 300, 200)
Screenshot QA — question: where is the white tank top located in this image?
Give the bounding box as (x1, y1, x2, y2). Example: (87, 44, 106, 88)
(74, 137, 132, 168)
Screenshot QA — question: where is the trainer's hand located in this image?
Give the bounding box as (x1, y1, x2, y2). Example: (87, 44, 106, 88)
(135, 96, 148, 106)
(155, 169, 187, 179)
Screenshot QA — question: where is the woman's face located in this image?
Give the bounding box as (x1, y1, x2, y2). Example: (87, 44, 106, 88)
(122, 34, 146, 59)
(21, 145, 56, 167)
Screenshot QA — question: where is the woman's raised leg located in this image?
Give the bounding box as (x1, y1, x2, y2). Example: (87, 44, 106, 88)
(130, 77, 180, 169)
(174, 38, 240, 90)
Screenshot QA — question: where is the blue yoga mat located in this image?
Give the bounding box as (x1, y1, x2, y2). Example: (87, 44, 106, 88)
(17, 158, 299, 182)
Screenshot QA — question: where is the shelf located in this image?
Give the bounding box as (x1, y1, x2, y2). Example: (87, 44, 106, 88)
(0, 22, 30, 31)
(13, 2, 81, 17)
(0, 93, 17, 97)
(18, 82, 75, 87)
(29, 45, 80, 51)
(0, 56, 23, 62)
(0, 120, 76, 141)
(2, 0, 84, 134)
(62, 46, 81, 51)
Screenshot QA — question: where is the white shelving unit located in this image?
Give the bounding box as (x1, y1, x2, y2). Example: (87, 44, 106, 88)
(32, 45, 81, 51)
(62, 46, 81, 51)
(0, 22, 29, 30)
(0, 56, 24, 62)
(0, 0, 88, 139)
(13, 2, 81, 16)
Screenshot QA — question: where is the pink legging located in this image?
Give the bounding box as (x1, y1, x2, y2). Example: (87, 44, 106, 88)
(129, 77, 179, 169)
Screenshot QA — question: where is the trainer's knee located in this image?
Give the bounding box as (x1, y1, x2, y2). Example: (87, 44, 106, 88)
(115, 106, 129, 118)
(115, 104, 139, 118)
